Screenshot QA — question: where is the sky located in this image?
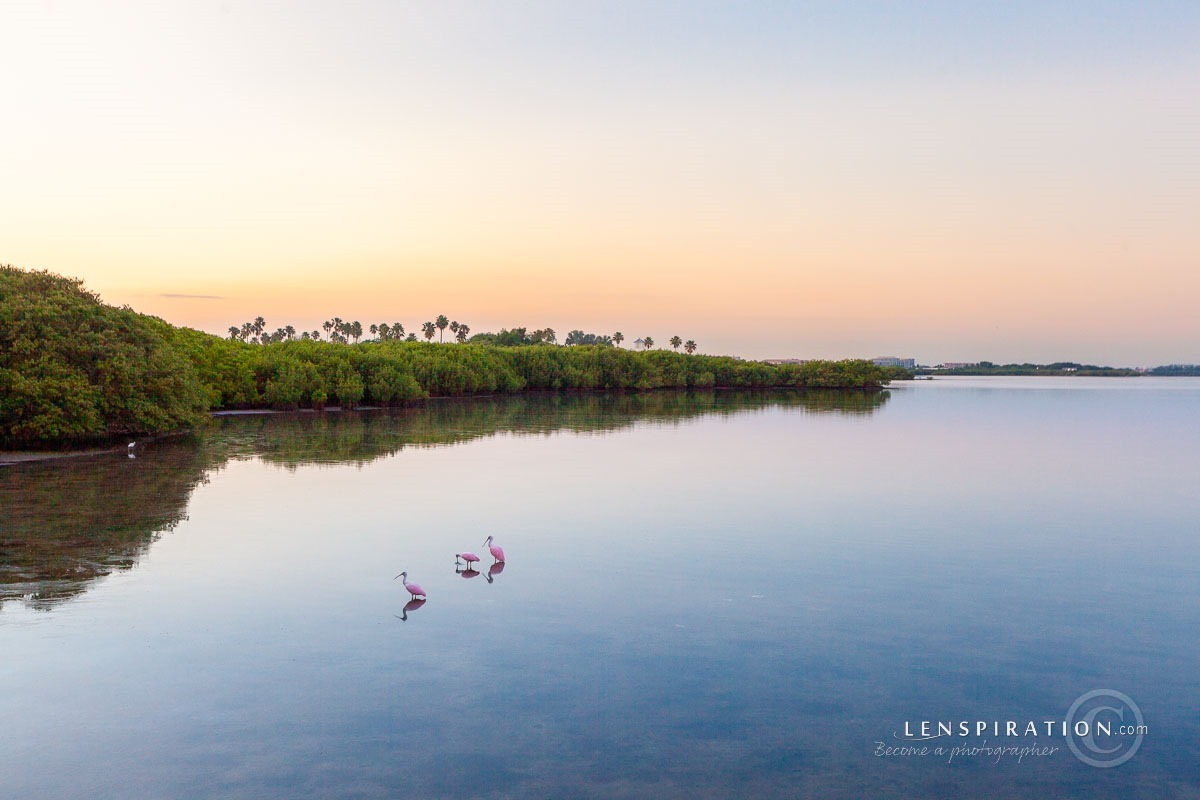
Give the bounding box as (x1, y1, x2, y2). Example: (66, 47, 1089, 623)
(2, 1, 1197, 366)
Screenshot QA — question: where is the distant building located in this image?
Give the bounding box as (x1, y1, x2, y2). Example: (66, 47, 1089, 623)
(937, 362, 977, 369)
(763, 358, 812, 365)
(870, 357, 916, 368)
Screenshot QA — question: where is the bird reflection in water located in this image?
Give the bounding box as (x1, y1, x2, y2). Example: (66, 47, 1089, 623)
(455, 561, 481, 579)
(484, 561, 505, 584)
(394, 598, 426, 622)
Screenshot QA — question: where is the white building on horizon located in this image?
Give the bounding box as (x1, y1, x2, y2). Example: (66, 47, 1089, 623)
(870, 357, 916, 368)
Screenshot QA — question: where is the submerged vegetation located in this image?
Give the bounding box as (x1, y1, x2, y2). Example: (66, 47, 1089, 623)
(1, 265, 893, 446)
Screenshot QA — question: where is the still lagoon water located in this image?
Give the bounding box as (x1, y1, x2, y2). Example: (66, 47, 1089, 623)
(2, 379, 1197, 798)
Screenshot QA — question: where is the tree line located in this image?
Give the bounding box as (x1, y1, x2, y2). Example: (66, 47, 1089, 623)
(228, 317, 697, 353)
(1, 265, 895, 446)
(916, 361, 1142, 377)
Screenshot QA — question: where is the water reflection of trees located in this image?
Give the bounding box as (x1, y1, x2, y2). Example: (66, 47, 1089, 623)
(214, 390, 889, 468)
(0, 436, 214, 609)
(0, 390, 887, 608)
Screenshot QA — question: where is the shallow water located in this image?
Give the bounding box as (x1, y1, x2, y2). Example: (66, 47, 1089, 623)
(2, 382, 1197, 798)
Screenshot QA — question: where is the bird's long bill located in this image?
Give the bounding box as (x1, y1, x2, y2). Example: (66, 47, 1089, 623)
(394, 573, 405, 580)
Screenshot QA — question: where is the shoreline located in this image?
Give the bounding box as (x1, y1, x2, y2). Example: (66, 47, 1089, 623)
(0, 431, 191, 467)
(0, 445, 132, 466)
(2, 385, 887, 465)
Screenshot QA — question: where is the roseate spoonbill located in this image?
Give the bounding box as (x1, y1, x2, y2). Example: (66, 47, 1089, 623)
(455, 552, 481, 569)
(484, 535, 505, 563)
(394, 571, 426, 599)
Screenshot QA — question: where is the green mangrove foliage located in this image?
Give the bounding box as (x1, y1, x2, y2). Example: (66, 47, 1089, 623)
(467, 326, 560, 346)
(1, 265, 894, 445)
(1, 266, 208, 445)
(206, 341, 890, 409)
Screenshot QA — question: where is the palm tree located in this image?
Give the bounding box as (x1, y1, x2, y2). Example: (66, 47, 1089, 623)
(324, 317, 345, 342)
(613, 331, 624, 347)
(323, 317, 348, 343)
(684, 340, 697, 354)
(670, 335, 682, 351)
(252, 316, 266, 339)
(450, 321, 460, 336)
(350, 321, 363, 343)
(421, 321, 436, 341)
(284, 325, 295, 341)
(455, 323, 470, 343)
(228, 326, 240, 340)
(436, 315, 449, 342)
(643, 336, 654, 350)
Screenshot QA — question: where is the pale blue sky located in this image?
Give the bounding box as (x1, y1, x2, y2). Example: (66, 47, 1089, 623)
(2, 1, 1197, 364)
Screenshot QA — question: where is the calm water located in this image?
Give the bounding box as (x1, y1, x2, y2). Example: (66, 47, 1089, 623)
(2, 381, 1197, 799)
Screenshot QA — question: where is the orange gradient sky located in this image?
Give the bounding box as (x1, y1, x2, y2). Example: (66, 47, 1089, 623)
(2, 1, 1197, 364)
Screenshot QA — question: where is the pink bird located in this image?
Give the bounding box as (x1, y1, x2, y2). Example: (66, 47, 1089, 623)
(455, 552, 481, 569)
(394, 570, 426, 599)
(484, 535, 505, 563)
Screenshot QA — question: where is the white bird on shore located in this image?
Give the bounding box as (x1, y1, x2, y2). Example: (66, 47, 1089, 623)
(127, 441, 136, 458)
